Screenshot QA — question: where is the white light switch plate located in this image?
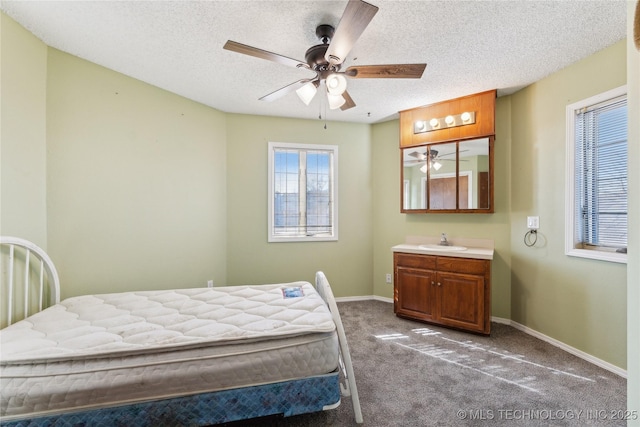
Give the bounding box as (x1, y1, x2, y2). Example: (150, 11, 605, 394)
(527, 216, 540, 230)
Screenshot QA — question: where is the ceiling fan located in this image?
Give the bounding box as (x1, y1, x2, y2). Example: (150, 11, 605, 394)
(223, 0, 426, 111)
(405, 148, 468, 172)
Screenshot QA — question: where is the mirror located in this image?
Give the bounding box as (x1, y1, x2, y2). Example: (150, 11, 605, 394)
(401, 137, 493, 213)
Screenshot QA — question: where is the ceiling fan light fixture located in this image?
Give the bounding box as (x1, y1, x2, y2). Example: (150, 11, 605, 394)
(323, 78, 346, 110)
(433, 161, 442, 171)
(327, 93, 346, 110)
(326, 73, 347, 95)
(296, 81, 318, 105)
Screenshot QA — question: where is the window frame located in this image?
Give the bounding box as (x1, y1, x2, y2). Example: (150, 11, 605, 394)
(565, 85, 627, 264)
(267, 141, 338, 243)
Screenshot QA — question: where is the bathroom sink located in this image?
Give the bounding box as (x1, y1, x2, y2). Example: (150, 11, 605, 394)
(418, 244, 468, 251)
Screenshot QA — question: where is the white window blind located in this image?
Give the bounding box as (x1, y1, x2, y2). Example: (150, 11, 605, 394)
(574, 95, 627, 250)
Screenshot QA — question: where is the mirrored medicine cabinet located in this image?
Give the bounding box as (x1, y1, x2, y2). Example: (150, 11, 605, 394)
(401, 136, 494, 213)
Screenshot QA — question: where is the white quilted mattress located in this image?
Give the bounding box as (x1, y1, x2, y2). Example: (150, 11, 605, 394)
(0, 282, 339, 419)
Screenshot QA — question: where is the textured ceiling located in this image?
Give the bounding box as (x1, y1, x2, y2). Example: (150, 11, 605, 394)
(1, 0, 627, 124)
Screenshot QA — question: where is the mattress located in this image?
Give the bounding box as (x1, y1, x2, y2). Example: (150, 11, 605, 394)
(0, 281, 339, 420)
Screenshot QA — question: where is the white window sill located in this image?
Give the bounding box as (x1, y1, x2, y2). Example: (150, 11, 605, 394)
(268, 235, 338, 243)
(566, 248, 627, 264)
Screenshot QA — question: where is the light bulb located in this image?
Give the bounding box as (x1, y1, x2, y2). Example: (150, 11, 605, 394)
(461, 112, 471, 122)
(429, 118, 440, 128)
(325, 74, 347, 96)
(445, 115, 455, 126)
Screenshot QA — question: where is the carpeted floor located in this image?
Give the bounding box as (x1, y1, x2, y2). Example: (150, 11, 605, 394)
(244, 299, 627, 426)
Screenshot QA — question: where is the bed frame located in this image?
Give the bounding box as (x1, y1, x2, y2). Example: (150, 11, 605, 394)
(0, 236, 60, 329)
(0, 236, 363, 425)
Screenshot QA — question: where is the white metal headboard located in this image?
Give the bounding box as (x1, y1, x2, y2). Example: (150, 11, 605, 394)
(1, 236, 60, 328)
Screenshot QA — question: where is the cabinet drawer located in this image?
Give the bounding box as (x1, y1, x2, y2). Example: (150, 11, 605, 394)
(394, 253, 436, 269)
(437, 256, 489, 275)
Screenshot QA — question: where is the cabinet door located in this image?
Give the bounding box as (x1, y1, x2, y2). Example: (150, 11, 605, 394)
(395, 267, 436, 322)
(436, 271, 485, 333)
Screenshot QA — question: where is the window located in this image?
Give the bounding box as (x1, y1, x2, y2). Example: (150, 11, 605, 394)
(565, 86, 627, 263)
(268, 142, 338, 242)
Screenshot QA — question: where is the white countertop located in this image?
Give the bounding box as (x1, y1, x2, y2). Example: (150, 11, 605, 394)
(392, 244, 494, 260)
(392, 236, 495, 260)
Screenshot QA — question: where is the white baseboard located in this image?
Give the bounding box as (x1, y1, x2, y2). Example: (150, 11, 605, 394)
(493, 316, 627, 378)
(335, 295, 374, 302)
(373, 295, 393, 303)
(490, 316, 512, 325)
(333, 297, 627, 378)
(335, 295, 393, 303)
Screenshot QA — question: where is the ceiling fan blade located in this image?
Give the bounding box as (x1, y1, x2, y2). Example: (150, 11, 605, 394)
(345, 63, 427, 79)
(340, 90, 356, 111)
(325, 0, 379, 65)
(224, 40, 309, 70)
(259, 79, 316, 102)
(408, 151, 426, 159)
(439, 149, 470, 158)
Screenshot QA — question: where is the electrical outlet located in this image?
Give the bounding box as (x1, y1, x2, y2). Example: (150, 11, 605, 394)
(385, 273, 392, 284)
(207, 280, 214, 288)
(527, 216, 540, 230)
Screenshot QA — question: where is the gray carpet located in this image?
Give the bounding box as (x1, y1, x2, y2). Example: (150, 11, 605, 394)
(246, 300, 626, 426)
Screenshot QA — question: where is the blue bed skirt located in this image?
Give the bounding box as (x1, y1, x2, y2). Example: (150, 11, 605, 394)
(2, 372, 341, 427)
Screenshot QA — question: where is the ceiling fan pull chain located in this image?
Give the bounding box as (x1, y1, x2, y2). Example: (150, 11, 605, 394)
(323, 101, 328, 129)
(323, 87, 328, 129)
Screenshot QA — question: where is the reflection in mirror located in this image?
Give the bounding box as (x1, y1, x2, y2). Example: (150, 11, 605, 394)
(402, 146, 428, 209)
(426, 142, 457, 210)
(402, 137, 491, 212)
(460, 138, 490, 209)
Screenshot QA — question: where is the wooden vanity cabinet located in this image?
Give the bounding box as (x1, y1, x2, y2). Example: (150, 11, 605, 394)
(394, 252, 491, 335)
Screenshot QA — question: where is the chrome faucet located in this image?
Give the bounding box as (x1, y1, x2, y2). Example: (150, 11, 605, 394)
(439, 233, 450, 246)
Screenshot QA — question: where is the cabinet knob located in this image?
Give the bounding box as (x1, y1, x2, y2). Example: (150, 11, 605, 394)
(437, 282, 442, 286)
(431, 281, 435, 286)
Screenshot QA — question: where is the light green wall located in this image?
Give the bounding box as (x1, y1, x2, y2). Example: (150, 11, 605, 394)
(45, 48, 228, 299)
(509, 40, 627, 369)
(0, 14, 48, 247)
(626, 0, 639, 419)
(225, 114, 373, 297)
(371, 99, 513, 319)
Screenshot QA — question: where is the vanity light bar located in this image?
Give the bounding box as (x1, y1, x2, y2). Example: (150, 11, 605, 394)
(413, 111, 476, 134)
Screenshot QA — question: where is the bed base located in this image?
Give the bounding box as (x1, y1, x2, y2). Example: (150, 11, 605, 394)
(0, 372, 340, 427)
(0, 237, 363, 425)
